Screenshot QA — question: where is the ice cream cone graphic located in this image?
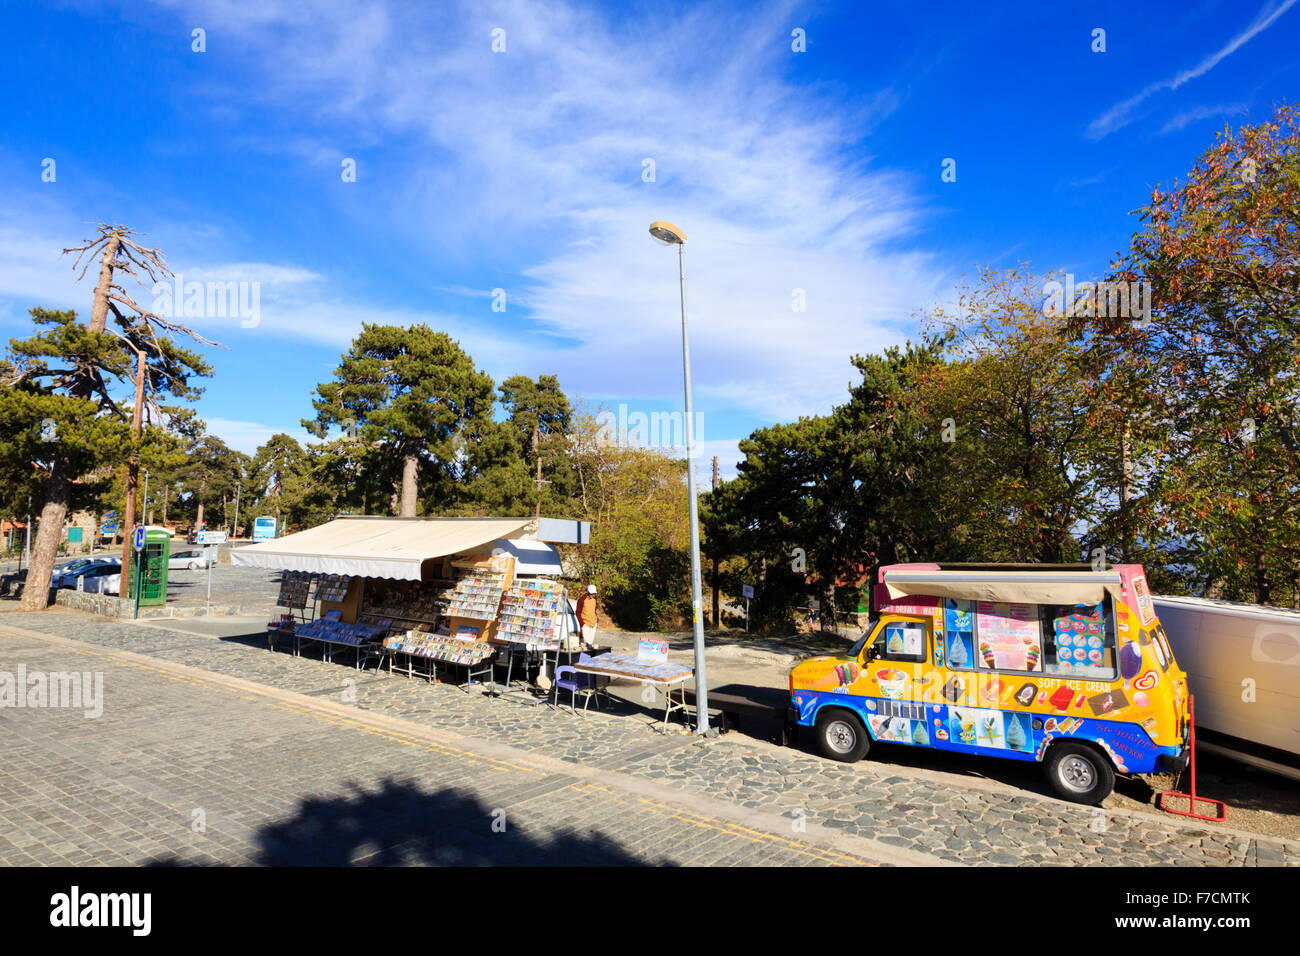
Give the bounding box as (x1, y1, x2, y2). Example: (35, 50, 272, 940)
(958, 714, 976, 744)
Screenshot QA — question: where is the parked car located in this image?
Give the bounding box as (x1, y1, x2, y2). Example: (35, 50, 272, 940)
(82, 571, 121, 596)
(51, 557, 98, 580)
(55, 558, 121, 589)
(168, 549, 209, 571)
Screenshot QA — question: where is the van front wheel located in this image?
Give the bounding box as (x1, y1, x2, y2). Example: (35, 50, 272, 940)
(1044, 741, 1114, 804)
(814, 710, 870, 763)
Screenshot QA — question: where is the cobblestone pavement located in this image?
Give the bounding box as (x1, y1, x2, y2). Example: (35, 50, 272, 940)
(0, 624, 908, 866)
(1, 608, 1297, 866)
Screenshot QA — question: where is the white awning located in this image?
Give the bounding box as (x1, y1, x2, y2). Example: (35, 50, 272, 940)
(229, 517, 532, 580)
(883, 570, 1124, 606)
(487, 539, 563, 576)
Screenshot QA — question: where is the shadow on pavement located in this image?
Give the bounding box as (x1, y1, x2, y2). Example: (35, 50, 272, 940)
(153, 776, 667, 866)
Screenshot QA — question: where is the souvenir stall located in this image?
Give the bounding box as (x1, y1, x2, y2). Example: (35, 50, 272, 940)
(237, 516, 589, 695)
(367, 554, 513, 685)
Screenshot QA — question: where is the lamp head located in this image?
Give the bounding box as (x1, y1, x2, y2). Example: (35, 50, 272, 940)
(648, 221, 686, 244)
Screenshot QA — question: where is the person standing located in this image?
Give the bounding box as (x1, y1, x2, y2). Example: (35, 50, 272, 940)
(576, 584, 599, 650)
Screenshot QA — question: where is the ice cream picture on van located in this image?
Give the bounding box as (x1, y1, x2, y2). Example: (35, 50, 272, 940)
(788, 563, 1192, 805)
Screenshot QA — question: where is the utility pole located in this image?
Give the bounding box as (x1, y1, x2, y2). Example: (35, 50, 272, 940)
(24, 495, 31, 570)
(711, 455, 720, 628)
(120, 349, 146, 589)
(233, 481, 241, 539)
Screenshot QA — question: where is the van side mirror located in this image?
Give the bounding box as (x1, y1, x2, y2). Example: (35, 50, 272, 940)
(864, 642, 881, 661)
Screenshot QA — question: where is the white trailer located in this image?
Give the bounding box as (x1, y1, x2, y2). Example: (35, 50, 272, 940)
(1153, 595, 1300, 780)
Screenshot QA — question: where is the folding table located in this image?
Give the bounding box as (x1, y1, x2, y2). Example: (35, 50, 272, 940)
(573, 653, 695, 729)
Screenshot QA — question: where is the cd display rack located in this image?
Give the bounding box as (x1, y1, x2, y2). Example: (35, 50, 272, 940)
(313, 573, 353, 603)
(496, 578, 566, 650)
(444, 561, 509, 620)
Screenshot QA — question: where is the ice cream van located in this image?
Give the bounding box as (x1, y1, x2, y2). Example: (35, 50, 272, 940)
(788, 563, 1191, 804)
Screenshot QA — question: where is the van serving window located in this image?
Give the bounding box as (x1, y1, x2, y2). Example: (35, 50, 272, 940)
(1040, 599, 1118, 680)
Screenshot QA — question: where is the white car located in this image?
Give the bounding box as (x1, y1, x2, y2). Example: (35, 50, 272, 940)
(47, 557, 96, 587)
(54, 558, 120, 589)
(64, 560, 122, 591)
(168, 549, 210, 571)
(82, 572, 121, 596)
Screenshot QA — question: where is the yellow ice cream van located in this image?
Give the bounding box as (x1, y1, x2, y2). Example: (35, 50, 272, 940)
(789, 564, 1191, 803)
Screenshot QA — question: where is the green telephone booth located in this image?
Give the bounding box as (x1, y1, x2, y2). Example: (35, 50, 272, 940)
(129, 529, 171, 606)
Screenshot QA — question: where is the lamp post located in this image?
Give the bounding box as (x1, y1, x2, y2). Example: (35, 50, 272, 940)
(649, 220, 711, 735)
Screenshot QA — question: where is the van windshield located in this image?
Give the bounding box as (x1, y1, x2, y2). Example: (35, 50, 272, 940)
(847, 619, 878, 657)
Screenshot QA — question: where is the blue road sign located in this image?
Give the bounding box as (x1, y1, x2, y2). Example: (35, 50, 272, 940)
(133, 526, 146, 551)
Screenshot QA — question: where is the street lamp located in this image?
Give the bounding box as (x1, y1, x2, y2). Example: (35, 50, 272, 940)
(648, 220, 711, 736)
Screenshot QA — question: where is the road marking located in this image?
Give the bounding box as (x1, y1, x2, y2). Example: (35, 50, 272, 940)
(572, 783, 871, 865)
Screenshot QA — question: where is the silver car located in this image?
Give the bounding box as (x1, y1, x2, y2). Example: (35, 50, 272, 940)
(168, 549, 210, 571)
(57, 559, 122, 589)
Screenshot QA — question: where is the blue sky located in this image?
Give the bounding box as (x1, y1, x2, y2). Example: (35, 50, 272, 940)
(2, 0, 1297, 478)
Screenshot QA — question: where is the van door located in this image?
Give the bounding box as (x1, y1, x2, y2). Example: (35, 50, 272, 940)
(933, 598, 1041, 759)
(861, 615, 935, 748)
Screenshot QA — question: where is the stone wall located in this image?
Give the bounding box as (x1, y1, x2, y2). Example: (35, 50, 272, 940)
(51, 587, 271, 619)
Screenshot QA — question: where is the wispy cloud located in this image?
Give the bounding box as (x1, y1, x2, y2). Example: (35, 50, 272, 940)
(129, 0, 944, 424)
(1086, 0, 1296, 140)
(1157, 102, 1249, 135)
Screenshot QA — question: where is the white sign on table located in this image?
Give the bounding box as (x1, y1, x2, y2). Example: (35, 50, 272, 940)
(637, 638, 669, 665)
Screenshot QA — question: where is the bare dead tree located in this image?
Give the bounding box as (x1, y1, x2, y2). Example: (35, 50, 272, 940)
(18, 224, 221, 610)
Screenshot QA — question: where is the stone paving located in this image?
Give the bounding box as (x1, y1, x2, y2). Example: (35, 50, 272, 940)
(0, 624, 893, 866)
(1, 607, 1297, 866)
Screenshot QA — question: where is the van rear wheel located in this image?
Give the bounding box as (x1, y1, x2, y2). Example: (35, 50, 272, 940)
(814, 710, 870, 763)
(1044, 741, 1114, 804)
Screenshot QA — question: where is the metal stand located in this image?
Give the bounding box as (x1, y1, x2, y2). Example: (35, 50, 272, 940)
(491, 642, 554, 705)
(1157, 695, 1227, 822)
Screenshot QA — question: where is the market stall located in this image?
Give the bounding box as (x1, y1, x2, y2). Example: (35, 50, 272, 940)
(237, 516, 589, 697)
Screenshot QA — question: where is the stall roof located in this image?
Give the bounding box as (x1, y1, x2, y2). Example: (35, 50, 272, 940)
(230, 516, 533, 580)
(487, 539, 563, 577)
(882, 569, 1124, 606)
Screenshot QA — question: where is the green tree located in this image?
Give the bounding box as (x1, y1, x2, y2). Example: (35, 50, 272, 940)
(5, 301, 211, 607)
(920, 266, 1121, 564)
(247, 433, 312, 530)
(1094, 104, 1300, 603)
(562, 405, 692, 630)
(497, 374, 576, 515)
(305, 324, 495, 516)
(176, 435, 247, 532)
(704, 340, 960, 632)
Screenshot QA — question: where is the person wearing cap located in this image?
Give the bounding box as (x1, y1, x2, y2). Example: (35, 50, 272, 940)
(576, 584, 599, 650)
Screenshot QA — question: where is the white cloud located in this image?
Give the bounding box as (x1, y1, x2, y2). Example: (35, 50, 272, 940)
(201, 417, 316, 456)
(1087, 0, 1296, 140)
(127, 0, 947, 424)
(1157, 102, 1249, 136)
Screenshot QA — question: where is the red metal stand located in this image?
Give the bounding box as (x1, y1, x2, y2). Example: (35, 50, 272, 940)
(1156, 695, 1227, 822)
